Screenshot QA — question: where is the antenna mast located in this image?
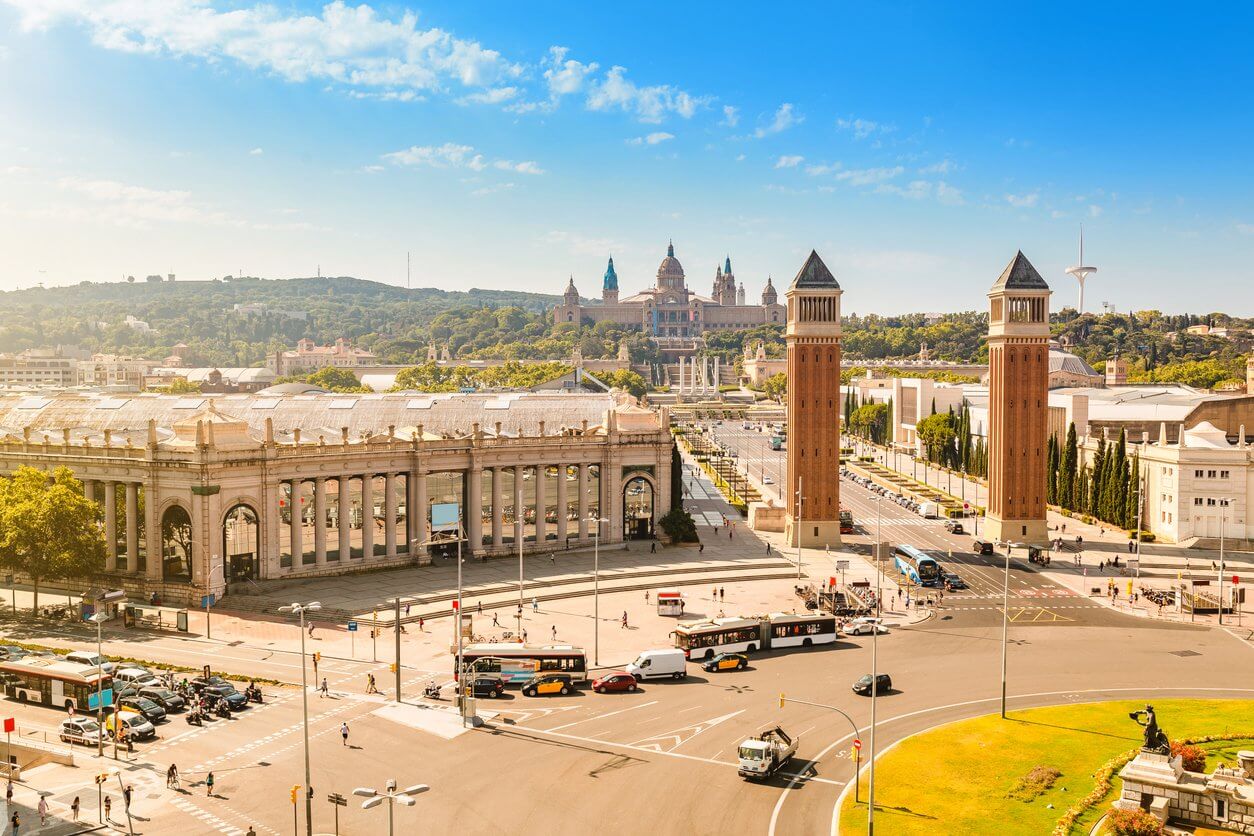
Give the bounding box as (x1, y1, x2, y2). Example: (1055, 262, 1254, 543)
(1064, 225, 1097, 313)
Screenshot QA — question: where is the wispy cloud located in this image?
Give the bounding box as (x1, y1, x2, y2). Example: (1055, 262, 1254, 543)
(806, 164, 904, 186)
(627, 132, 675, 146)
(249, 147, 264, 156)
(586, 65, 706, 123)
(1237, 223, 1254, 236)
(836, 117, 893, 140)
(721, 105, 739, 127)
(542, 230, 624, 257)
(460, 86, 520, 105)
(754, 103, 802, 138)
(775, 155, 804, 169)
(876, 180, 963, 205)
(382, 143, 542, 174)
(1005, 191, 1040, 208)
(918, 159, 956, 175)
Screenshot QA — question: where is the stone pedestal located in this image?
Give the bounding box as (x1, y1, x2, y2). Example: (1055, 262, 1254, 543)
(748, 501, 786, 533)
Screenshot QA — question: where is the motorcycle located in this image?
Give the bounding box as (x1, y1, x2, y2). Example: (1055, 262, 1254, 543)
(423, 683, 442, 700)
(215, 700, 231, 718)
(245, 686, 263, 704)
(186, 710, 202, 726)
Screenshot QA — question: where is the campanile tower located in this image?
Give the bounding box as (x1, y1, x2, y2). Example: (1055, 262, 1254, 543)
(784, 250, 842, 547)
(985, 251, 1051, 545)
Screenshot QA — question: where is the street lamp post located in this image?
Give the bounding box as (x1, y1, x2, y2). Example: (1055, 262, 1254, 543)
(999, 543, 1010, 719)
(795, 477, 804, 583)
(869, 494, 882, 835)
(589, 516, 609, 666)
(278, 601, 322, 836)
(1218, 498, 1231, 625)
(88, 612, 110, 759)
(353, 780, 429, 836)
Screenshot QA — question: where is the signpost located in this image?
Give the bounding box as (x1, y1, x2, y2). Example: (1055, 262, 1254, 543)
(2, 717, 12, 780)
(201, 593, 216, 639)
(836, 559, 850, 589)
(347, 621, 357, 658)
(327, 792, 347, 835)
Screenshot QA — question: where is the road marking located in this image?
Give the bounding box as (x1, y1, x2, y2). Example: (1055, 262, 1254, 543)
(545, 700, 659, 732)
(630, 709, 744, 752)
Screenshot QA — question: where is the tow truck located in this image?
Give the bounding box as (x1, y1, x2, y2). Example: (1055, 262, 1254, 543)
(839, 509, 854, 534)
(737, 726, 799, 780)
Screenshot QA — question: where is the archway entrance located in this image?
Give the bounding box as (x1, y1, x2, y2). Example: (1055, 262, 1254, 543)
(223, 504, 260, 582)
(623, 476, 655, 540)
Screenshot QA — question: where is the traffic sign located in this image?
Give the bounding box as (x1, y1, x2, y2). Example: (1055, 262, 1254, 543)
(852, 737, 862, 751)
(347, 621, 358, 632)
(2, 718, 12, 734)
(200, 594, 216, 609)
(87, 688, 113, 710)
(1234, 575, 1240, 585)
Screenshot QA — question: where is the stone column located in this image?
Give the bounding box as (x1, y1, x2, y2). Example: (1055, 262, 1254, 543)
(125, 482, 139, 572)
(338, 478, 351, 560)
(555, 464, 569, 544)
(466, 466, 483, 552)
(384, 472, 398, 558)
(82, 479, 95, 501)
(104, 482, 117, 571)
(535, 464, 548, 545)
(361, 474, 375, 558)
(145, 477, 162, 581)
(605, 459, 624, 543)
(515, 464, 526, 547)
(577, 463, 589, 539)
(288, 479, 301, 569)
(413, 470, 429, 564)
(491, 466, 504, 548)
(313, 477, 327, 565)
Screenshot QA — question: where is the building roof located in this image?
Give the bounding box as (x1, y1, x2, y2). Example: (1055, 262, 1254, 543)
(603, 257, 618, 291)
(790, 250, 839, 290)
(657, 242, 685, 279)
(255, 382, 328, 395)
(158, 367, 276, 385)
(1048, 348, 1100, 378)
(991, 251, 1050, 291)
(0, 391, 656, 445)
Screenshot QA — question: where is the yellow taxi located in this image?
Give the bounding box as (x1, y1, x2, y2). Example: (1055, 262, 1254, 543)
(521, 672, 573, 697)
(701, 652, 749, 673)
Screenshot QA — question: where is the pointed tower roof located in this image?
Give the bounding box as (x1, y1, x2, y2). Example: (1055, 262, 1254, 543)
(992, 251, 1049, 291)
(667, 240, 675, 257)
(602, 257, 618, 291)
(724, 255, 733, 275)
(790, 250, 839, 289)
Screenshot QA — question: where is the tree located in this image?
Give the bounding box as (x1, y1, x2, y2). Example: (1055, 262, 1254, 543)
(597, 369, 648, 398)
(762, 372, 788, 402)
(305, 366, 372, 393)
(0, 466, 106, 611)
(658, 508, 698, 543)
(916, 413, 956, 465)
(849, 403, 889, 442)
(150, 378, 202, 395)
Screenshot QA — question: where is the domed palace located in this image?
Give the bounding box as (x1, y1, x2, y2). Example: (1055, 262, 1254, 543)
(553, 242, 785, 340)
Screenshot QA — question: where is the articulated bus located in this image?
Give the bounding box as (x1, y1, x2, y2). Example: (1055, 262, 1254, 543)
(673, 613, 838, 660)
(0, 658, 112, 711)
(456, 643, 588, 684)
(893, 544, 941, 587)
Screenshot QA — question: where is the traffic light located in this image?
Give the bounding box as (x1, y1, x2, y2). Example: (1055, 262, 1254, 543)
(290, 785, 299, 804)
(389, 663, 397, 673)
(779, 693, 785, 709)
(95, 773, 108, 785)
(313, 652, 321, 664)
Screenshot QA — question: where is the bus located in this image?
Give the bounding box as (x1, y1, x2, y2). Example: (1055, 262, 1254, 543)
(761, 613, 838, 649)
(456, 643, 588, 684)
(769, 436, 783, 451)
(673, 617, 762, 660)
(0, 658, 112, 711)
(893, 545, 941, 587)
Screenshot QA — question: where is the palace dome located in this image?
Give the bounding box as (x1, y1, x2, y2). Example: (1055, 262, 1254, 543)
(656, 241, 685, 281)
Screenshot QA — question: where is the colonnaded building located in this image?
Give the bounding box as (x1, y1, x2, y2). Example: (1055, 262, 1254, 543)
(552, 242, 785, 338)
(0, 391, 674, 606)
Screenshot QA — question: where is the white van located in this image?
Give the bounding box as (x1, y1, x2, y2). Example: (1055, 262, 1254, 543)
(917, 502, 939, 519)
(64, 651, 115, 674)
(625, 649, 688, 681)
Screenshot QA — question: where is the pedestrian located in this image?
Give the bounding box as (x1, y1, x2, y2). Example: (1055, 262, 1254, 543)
(319, 677, 329, 698)
(719, 587, 725, 602)
(1128, 539, 1135, 554)
(477, 601, 482, 614)
(404, 603, 411, 617)
(713, 526, 719, 536)
(366, 673, 377, 694)
(70, 796, 79, 822)
(205, 772, 214, 796)
(492, 612, 500, 627)
(897, 589, 902, 602)
(123, 784, 132, 815)
(6, 780, 12, 805)
(418, 617, 425, 632)
(699, 543, 704, 553)
(550, 553, 555, 565)
(650, 541, 656, 554)
(104, 796, 112, 821)
(644, 590, 650, 603)
(340, 722, 349, 746)
(308, 622, 315, 638)
(551, 625, 557, 641)
(532, 598, 538, 612)
(729, 529, 733, 540)
(621, 611, 628, 629)
(522, 628, 528, 642)
(37, 795, 47, 826)
(166, 764, 177, 788)
(10, 810, 18, 835)
(766, 542, 771, 554)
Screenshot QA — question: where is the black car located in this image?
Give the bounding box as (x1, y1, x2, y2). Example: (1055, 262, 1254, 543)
(852, 673, 892, 695)
(471, 676, 505, 699)
(942, 573, 967, 590)
(944, 520, 965, 535)
(117, 695, 167, 723)
(138, 686, 186, 712)
(191, 676, 247, 710)
(972, 539, 994, 555)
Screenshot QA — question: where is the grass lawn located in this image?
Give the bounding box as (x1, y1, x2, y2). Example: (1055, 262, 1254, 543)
(838, 699, 1253, 836)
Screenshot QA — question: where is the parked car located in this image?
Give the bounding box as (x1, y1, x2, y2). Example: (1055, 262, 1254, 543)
(104, 709, 156, 741)
(137, 686, 186, 712)
(59, 717, 102, 746)
(852, 673, 892, 696)
(471, 676, 505, 699)
(625, 649, 688, 681)
(844, 618, 888, 636)
(701, 653, 748, 673)
(972, 539, 995, 555)
(64, 651, 115, 673)
(114, 668, 160, 689)
(117, 695, 166, 723)
(943, 520, 965, 534)
(191, 676, 248, 710)
(592, 672, 639, 693)
(521, 673, 573, 697)
(0, 646, 28, 661)
(942, 573, 967, 591)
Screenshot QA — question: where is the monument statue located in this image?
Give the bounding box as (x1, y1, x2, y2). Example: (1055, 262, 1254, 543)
(1129, 704, 1170, 754)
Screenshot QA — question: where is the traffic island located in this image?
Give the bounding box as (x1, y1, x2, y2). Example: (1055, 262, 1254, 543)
(837, 699, 1253, 836)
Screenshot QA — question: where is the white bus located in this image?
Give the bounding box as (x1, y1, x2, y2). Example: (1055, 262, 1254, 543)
(673, 617, 762, 660)
(0, 658, 112, 711)
(457, 643, 588, 684)
(761, 613, 838, 649)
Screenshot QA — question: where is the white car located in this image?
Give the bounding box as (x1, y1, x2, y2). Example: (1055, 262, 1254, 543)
(113, 667, 160, 688)
(64, 651, 116, 674)
(762, 475, 774, 484)
(59, 717, 103, 746)
(844, 618, 889, 636)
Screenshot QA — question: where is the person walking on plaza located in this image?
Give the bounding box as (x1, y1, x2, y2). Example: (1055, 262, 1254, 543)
(37, 795, 47, 826)
(340, 722, 349, 746)
(644, 590, 650, 604)
(418, 617, 425, 632)
(366, 673, 378, 694)
(205, 772, 215, 796)
(123, 784, 132, 816)
(650, 541, 656, 554)
(621, 611, 628, 629)
(532, 598, 538, 612)
(699, 543, 704, 553)
(167, 763, 179, 789)
(104, 796, 112, 821)
(551, 625, 557, 641)
(70, 796, 79, 822)
(319, 677, 329, 698)
(10, 810, 18, 835)
(6, 780, 12, 806)
(1128, 539, 1136, 554)
(491, 612, 499, 627)
(719, 587, 725, 602)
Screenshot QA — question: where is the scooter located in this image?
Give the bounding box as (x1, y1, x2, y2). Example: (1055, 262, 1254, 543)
(245, 686, 263, 704)
(186, 709, 202, 726)
(215, 699, 232, 718)
(423, 683, 442, 700)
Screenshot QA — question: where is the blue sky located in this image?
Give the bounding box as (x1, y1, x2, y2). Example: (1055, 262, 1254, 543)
(1, 1, 1252, 313)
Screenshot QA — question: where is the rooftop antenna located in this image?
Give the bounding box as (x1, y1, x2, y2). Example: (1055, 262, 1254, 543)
(1064, 225, 1097, 313)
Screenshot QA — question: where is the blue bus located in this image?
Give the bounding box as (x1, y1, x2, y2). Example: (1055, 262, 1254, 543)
(893, 545, 941, 587)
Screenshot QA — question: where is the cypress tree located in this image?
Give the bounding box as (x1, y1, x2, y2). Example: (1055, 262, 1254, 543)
(1059, 423, 1078, 510)
(1046, 434, 1059, 505)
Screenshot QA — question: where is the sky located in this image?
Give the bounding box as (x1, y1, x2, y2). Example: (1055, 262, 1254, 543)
(1, 1, 1252, 314)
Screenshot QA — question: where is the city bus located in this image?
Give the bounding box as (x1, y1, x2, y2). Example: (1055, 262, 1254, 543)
(893, 545, 941, 587)
(760, 613, 838, 649)
(456, 643, 588, 684)
(0, 658, 112, 711)
(673, 617, 763, 660)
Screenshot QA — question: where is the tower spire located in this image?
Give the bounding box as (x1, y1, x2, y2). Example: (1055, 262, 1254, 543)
(1065, 225, 1097, 313)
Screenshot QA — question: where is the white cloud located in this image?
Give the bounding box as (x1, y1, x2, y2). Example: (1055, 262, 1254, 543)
(471, 182, 515, 196)
(836, 165, 903, 186)
(754, 103, 802, 138)
(775, 155, 804, 169)
(249, 147, 264, 156)
(1237, 223, 1254, 236)
(543, 47, 598, 97)
(918, 159, 955, 175)
(359, 164, 385, 174)
(1088, 204, 1103, 217)
(735, 154, 746, 162)
(836, 117, 893, 139)
(628, 131, 675, 146)
(586, 65, 705, 123)
(935, 181, 963, 205)
(382, 143, 541, 175)
(460, 86, 520, 105)
(493, 159, 544, 175)
(721, 105, 739, 127)
(5, 0, 521, 101)
(1005, 191, 1040, 209)
(542, 230, 624, 257)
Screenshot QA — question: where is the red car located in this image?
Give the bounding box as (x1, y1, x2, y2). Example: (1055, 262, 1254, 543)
(592, 672, 638, 694)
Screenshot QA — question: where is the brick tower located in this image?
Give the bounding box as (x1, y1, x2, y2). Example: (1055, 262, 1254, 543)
(784, 250, 843, 547)
(985, 251, 1051, 545)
